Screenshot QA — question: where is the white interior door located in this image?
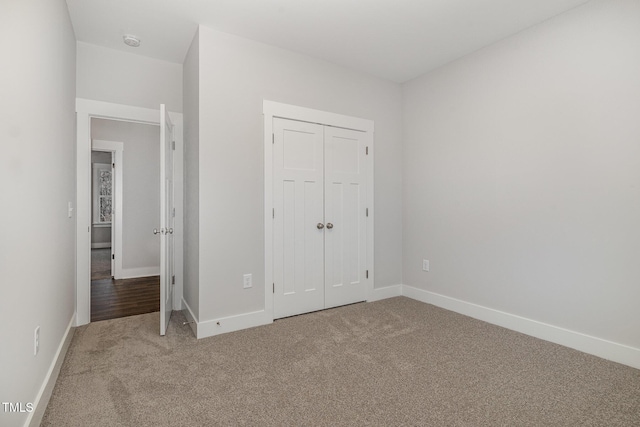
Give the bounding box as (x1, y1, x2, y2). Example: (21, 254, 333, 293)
(160, 104, 174, 335)
(273, 118, 369, 319)
(110, 157, 116, 276)
(324, 126, 368, 308)
(273, 118, 325, 319)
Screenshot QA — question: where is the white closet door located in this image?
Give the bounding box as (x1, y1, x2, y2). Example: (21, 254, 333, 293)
(324, 126, 368, 308)
(273, 118, 325, 319)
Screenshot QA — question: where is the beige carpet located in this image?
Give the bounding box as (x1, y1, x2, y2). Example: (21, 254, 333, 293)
(42, 297, 640, 426)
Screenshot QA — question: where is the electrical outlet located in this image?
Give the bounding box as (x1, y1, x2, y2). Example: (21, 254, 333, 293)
(422, 259, 430, 272)
(243, 274, 252, 289)
(34, 326, 40, 356)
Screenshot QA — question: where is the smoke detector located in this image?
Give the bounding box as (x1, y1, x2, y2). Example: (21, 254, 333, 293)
(123, 35, 141, 48)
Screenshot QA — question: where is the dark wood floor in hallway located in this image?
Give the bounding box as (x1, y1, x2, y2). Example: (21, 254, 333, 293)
(91, 249, 159, 322)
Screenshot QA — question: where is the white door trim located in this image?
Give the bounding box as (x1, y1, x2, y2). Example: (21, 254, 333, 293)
(263, 100, 374, 320)
(75, 98, 184, 326)
(91, 140, 124, 279)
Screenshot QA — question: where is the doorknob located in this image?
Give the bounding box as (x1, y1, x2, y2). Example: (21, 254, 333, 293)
(326, 223, 334, 229)
(153, 228, 159, 235)
(168, 228, 174, 234)
(317, 223, 325, 229)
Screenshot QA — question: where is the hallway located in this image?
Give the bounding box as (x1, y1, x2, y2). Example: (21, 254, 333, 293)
(91, 249, 159, 322)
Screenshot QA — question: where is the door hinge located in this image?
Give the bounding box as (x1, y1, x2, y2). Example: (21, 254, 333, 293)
(172, 207, 176, 218)
(112, 254, 115, 260)
(112, 163, 115, 168)
(273, 283, 275, 293)
(272, 208, 275, 219)
(172, 275, 175, 285)
(366, 208, 369, 217)
(172, 140, 176, 150)
(366, 146, 369, 155)
(272, 134, 275, 144)
(366, 270, 369, 279)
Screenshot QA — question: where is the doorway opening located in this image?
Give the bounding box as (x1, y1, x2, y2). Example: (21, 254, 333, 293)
(76, 99, 183, 333)
(91, 146, 116, 281)
(89, 119, 161, 322)
(90, 149, 113, 281)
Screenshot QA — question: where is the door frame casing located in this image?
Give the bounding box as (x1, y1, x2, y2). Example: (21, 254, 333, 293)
(263, 100, 375, 319)
(75, 98, 184, 326)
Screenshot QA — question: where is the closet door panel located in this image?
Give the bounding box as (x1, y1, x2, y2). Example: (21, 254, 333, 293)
(273, 118, 325, 319)
(324, 127, 367, 308)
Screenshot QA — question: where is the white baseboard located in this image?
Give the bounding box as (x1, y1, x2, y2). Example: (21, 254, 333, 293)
(368, 284, 403, 302)
(119, 267, 159, 279)
(401, 285, 640, 370)
(26, 314, 75, 427)
(90, 242, 111, 249)
(196, 310, 272, 339)
(181, 298, 198, 338)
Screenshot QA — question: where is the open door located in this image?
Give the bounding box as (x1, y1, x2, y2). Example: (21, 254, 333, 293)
(110, 155, 116, 278)
(160, 104, 174, 335)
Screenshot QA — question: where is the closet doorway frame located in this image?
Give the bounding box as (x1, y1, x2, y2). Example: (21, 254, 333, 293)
(263, 100, 375, 319)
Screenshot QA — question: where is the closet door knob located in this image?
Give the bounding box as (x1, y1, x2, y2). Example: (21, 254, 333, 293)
(326, 223, 333, 229)
(317, 223, 325, 229)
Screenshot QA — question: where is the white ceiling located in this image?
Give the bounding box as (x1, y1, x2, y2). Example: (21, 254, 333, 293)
(66, 0, 591, 83)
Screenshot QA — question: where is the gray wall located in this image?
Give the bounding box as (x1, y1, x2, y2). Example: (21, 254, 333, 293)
(402, 0, 640, 349)
(193, 26, 403, 321)
(91, 226, 111, 247)
(183, 29, 200, 319)
(0, 0, 76, 425)
(91, 119, 161, 273)
(76, 41, 183, 113)
(91, 151, 112, 247)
